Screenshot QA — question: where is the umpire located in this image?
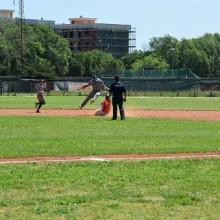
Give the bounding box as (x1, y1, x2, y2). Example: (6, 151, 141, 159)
(109, 76, 127, 120)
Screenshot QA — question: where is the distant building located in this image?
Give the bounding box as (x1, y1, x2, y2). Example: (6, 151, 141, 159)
(24, 18, 55, 26)
(0, 10, 136, 57)
(0, 9, 14, 19)
(55, 16, 136, 57)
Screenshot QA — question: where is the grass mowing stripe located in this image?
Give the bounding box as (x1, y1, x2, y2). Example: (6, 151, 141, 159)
(1, 96, 220, 110)
(0, 160, 220, 219)
(0, 117, 220, 158)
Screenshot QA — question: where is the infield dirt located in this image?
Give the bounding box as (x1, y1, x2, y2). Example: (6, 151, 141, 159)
(1, 109, 220, 121)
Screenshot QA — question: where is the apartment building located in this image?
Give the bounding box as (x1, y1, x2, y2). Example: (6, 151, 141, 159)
(0, 9, 14, 19)
(55, 16, 136, 57)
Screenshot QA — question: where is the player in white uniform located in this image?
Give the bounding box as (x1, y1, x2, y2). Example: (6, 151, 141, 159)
(78, 76, 109, 109)
(35, 80, 48, 113)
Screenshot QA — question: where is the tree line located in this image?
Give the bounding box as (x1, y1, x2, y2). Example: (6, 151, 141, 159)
(1, 21, 220, 78)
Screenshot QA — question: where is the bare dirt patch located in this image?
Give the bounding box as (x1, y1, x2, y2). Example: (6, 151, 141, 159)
(0, 152, 220, 165)
(1, 109, 220, 121)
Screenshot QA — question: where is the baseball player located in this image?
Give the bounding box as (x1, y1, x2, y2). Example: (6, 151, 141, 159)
(78, 75, 109, 109)
(35, 79, 48, 113)
(95, 95, 111, 116)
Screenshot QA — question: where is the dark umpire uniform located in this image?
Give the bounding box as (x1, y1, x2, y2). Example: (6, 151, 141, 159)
(109, 76, 127, 120)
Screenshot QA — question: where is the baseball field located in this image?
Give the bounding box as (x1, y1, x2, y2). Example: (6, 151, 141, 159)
(0, 95, 220, 219)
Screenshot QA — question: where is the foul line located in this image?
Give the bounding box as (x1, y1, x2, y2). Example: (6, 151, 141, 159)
(0, 152, 220, 165)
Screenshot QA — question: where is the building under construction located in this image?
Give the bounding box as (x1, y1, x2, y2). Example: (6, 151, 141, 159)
(55, 16, 136, 57)
(0, 9, 14, 19)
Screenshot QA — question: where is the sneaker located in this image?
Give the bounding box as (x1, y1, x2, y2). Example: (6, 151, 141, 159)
(36, 110, 40, 113)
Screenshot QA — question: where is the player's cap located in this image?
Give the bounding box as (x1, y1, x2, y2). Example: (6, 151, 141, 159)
(114, 75, 119, 81)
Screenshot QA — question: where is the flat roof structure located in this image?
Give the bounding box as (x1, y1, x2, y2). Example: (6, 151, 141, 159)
(69, 16, 97, 25)
(55, 16, 136, 57)
(0, 9, 14, 19)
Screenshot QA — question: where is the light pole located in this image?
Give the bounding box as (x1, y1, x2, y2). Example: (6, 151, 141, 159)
(169, 48, 175, 77)
(14, 0, 25, 75)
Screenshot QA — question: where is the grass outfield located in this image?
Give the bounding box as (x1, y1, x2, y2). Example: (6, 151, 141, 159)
(0, 160, 220, 219)
(1, 95, 220, 110)
(0, 117, 220, 158)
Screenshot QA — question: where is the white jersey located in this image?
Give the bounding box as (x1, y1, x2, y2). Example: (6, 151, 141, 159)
(36, 82, 47, 95)
(88, 78, 107, 91)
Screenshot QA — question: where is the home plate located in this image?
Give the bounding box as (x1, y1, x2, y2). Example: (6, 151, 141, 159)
(80, 157, 110, 162)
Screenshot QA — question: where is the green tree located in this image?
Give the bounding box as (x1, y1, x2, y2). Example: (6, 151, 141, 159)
(177, 39, 208, 77)
(193, 34, 220, 77)
(69, 50, 125, 76)
(0, 21, 71, 78)
(69, 53, 85, 76)
(25, 25, 71, 77)
(104, 58, 125, 76)
(148, 33, 220, 77)
(0, 21, 18, 75)
(121, 50, 150, 69)
(132, 54, 169, 74)
(149, 35, 178, 57)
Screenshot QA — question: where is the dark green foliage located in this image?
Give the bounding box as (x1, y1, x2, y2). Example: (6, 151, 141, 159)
(148, 33, 220, 77)
(69, 50, 125, 76)
(1, 19, 220, 78)
(0, 21, 71, 78)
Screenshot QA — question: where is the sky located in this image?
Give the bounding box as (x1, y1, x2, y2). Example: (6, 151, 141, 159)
(1, 0, 219, 50)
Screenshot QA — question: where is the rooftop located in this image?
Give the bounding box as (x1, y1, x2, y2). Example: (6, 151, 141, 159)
(0, 9, 15, 12)
(68, 16, 97, 25)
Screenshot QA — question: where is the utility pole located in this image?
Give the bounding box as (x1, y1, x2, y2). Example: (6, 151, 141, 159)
(14, 0, 25, 75)
(18, 0, 25, 76)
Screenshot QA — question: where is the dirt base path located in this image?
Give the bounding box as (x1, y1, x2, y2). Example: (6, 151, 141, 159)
(1, 109, 220, 121)
(1, 152, 220, 165)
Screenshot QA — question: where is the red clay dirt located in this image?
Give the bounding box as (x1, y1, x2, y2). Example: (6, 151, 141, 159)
(1, 108, 220, 121)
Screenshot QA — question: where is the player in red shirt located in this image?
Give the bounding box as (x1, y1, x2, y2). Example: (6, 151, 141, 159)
(95, 95, 111, 116)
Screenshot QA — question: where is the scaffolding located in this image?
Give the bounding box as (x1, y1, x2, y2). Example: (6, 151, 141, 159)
(55, 23, 136, 57)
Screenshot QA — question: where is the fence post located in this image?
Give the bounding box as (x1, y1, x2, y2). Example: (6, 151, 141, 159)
(14, 80, 17, 96)
(7, 81, 10, 96)
(62, 81, 65, 96)
(0, 80, 2, 96)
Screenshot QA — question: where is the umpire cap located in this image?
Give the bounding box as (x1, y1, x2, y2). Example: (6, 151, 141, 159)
(114, 75, 119, 81)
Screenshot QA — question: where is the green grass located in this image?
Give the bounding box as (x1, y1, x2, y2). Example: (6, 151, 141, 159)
(0, 160, 220, 219)
(0, 117, 220, 158)
(1, 95, 220, 110)
(0, 95, 90, 109)
(1, 95, 220, 220)
(128, 96, 220, 110)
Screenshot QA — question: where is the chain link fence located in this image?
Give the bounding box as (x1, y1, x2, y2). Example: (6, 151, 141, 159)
(1, 76, 220, 97)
